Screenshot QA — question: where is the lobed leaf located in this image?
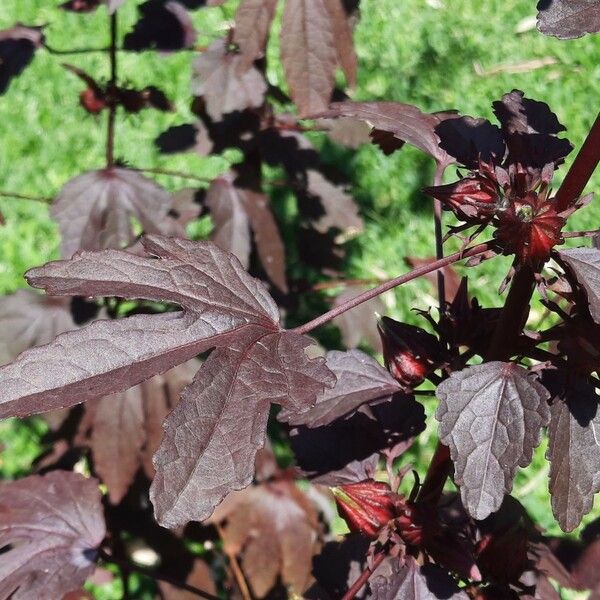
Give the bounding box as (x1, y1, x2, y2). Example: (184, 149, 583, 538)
(150, 331, 333, 527)
(0, 25, 44, 94)
(0, 471, 105, 599)
(207, 480, 322, 597)
(436, 362, 550, 520)
(51, 168, 172, 258)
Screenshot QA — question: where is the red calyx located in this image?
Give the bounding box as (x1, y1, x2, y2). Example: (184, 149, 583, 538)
(378, 317, 442, 389)
(332, 481, 395, 538)
(495, 191, 565, 263)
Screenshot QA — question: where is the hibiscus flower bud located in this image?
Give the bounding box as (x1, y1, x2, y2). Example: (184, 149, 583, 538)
(495, 191, 565, 263)
(378, 317, 442, 388)
(424, 175, 499, 223)
(331, 481, 395, 538)
(80, 88, 107, 114)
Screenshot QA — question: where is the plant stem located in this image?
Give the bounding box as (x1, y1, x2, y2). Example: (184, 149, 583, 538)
(99, 549, 220, 600)
(433, 163, 446, 310)
(106, 11, 118, 168)
(562, 229, 600, 239)
(555, 111, 600, 212)
(0, 191, 52, 203)
(216, 524, 252, 600)
(417, 441, 451, 505)
(132, 167, 213, 184)
(311, 277, 385, 291)
(341, 550, 386, 600)
(293, 241, 494, 335)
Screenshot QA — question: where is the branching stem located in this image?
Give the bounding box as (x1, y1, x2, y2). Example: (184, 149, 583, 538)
(341, 550, 387, 600)
(433, 163, 446, 309)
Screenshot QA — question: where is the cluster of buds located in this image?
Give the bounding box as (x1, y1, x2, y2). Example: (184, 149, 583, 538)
(425, 160, 568, 263)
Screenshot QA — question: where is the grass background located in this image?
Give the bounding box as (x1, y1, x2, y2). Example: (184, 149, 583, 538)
(0, 0, 599, 597)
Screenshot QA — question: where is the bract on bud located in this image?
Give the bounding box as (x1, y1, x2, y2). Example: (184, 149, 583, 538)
(424, 174, 499, 223)
(331, 481, 395, 538)
(378, 317, 441, 388)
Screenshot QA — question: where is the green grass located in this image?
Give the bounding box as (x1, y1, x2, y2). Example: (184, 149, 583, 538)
(0, 1, 599, 597)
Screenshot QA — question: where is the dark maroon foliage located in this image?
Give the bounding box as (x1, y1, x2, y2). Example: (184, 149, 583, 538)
(0, 1, 598, 599)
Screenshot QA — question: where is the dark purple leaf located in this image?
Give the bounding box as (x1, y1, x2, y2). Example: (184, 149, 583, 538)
(155, 122, 214, 155)
(233, 0, 279, 73)
(492, 90, 572, 168)
(537, 0, 600, 39)
(205, 175, 288, 291)
(124, 0, 197, 51)
(158, 559, 216, 600)
(332, 287, 384, 352)
(0, 471, 105, 599)
(305, 169, 363, 236)
(320, 116, 372, 148)
(545, 374, 600, 532)
(51, 168, 172, 258)
(323, 0, 358, 87)
(291, 393, 425, 483)
(0, 290, 78, 366)
(0, 236, 280, 418)
(436, 362, 550, 520)
(308, 534, 370, 599)
(434, 116, 505, 169)
(205, 175, 252, 268)
(80, 361, 197, 503)
(317, 101, 458, 165)
(0, 25, 44, 94)
(280, 349, 400, 427)
(370, 556, 468, 599)
(150, 331, 333, 526)
(280, 0, 338, 116)
(559, 248, 600, 323)
(206, 480, 322, 598)
(240, 189, 288, 293)
(192, 38, 267, 120)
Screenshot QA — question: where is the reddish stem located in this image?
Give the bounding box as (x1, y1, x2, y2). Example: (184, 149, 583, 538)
(132, 167, 213, 184)
(433, 163, 446, 310)
(555, 112, 600, 212)
(417, 441, 451, 505)
(0, 191, 52, 203)
(293, 241, 494, 335)
(341, 550, 387, 600)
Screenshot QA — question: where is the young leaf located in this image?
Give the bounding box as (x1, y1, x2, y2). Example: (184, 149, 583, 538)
(207, 480, 322, 598)
(0, 25, 44, 94)
(559, 248, 600, 323)
(80, 362, 197, 503)
(0, 290, 77, 366)
(316, 101, 457, 165)
(280, 349, 401, 427)
(436, 362, 550, 520)
(51, 168, 172, 258)
(192, 38, 267, 121)
(537, 0, 600, 39)
(546, 375, 600, 532)
(0, 471, 105, 599)
(150, 331, 333, 527)
(280, 0, 338, 116)
(233, 0, 279, 73)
